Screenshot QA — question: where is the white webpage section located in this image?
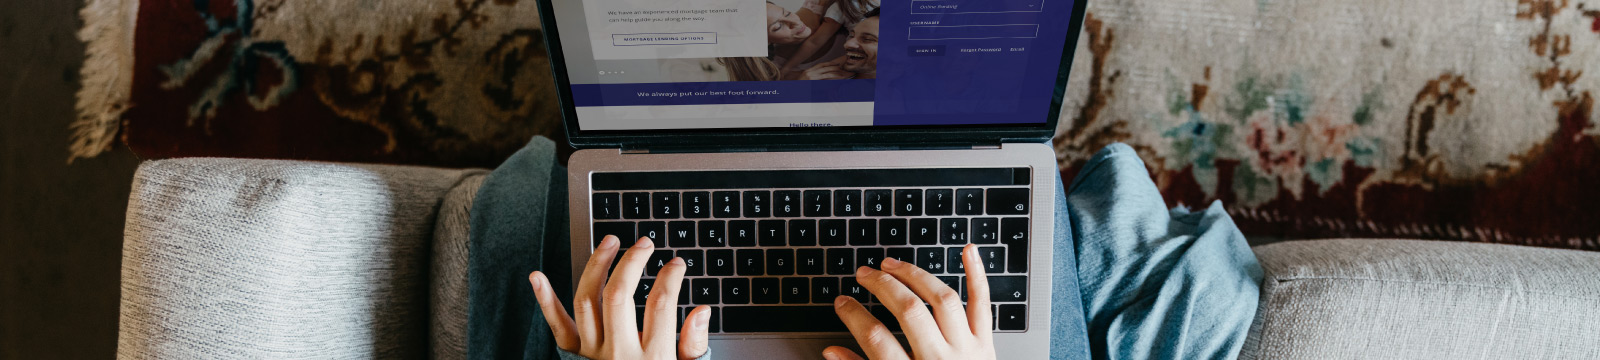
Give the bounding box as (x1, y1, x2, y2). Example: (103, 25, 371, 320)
(578, 102, 875, 130)
(583, 0, 766, 60)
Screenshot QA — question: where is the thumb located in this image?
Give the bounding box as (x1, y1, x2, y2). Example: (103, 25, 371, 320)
(678, 305, 712, 360)
(822, 346, 866, 360)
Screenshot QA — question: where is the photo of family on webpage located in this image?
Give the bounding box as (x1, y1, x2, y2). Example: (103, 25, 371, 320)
(718, 0, 881, 81)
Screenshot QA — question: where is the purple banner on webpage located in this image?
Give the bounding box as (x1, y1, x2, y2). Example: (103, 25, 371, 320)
(572, 80, 876, 107)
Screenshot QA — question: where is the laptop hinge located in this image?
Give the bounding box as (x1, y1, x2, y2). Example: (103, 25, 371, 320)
(620, 141, 1004, 154)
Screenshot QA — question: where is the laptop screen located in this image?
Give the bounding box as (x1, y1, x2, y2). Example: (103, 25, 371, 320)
(546, 0, 1079, 131)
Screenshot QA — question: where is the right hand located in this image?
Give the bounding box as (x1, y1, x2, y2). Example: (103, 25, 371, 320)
(529, 235, 711, 360)
(824, 244, 998, 360)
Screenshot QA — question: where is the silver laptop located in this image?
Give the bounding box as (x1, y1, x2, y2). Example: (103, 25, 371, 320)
(537, 0, 1086, 356)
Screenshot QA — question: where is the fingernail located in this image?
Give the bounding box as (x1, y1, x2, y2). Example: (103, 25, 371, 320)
(834, 296, 849, 308)
(529, 273, 544, 291)
(882, 257, 902, 269)
(855, 266, 871, 276)
(823, 351, 841, 360)
(635, 237, 653, 249)
(967, 245, 978, 256)
(695, 309, 710, 328)
(670, 257, 685, 266)
(600, 236, 618, 249)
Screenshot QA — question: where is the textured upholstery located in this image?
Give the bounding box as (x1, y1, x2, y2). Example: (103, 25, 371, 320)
(119, 158, 484, 359)
(430, 173, 485, 360)
(1241, 239, 1600, 359)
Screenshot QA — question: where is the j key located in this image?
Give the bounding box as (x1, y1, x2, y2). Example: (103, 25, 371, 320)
(707, 249, 735, 276)
(743, 191, 771, 217)
(972, 218, 999, 244)
(797, 248, 826, 275)
(812, 277, 840, 303)
(864, 189, 893, 216)
(834, 190, 862, 216)
(916, 247, 945, 274)
(638, 221, 665, 243)
(678, 250, 704, 276)
(788, 219, 817, 246)
(713, 191, 740, 218)
(997, 304, 1026, 331)
(803, 190, 831, 217)
(989, 276, 1028, 302)
(722, 306, 847, 333)
(728, 220, 756, 247)
(646, 250, 673, 277)
(623, 192, 650, 219)
(955, 189, 984, 215)
(698, 220, 726, 247)
(947, 247, 966, 273)
(841, 277, 871, 303)
(691, 278, 719, 305)
(819, 220, 848, 246)
(668, 221, 695, 248)
(758, 220, 786, 247)
(909, 218, 938, 245)
(736, 249, 763, 276)
(987, 188, 1030, 215)
(767, 249, 795, 275)
(774, 190, 801, 217)
(879, 218, 908, 245)
(782, 277, 809, 304)
(653, 192, 680, 219)
(722, 278, 751, 304)
(856, 248, 884, 269)
(592, 222, 634, 248)
(885, 247, 915, 264)
(826, 248, 854, 275)
(1001, 218, 1029, 273)
(752, 278, 781, 304)
(683, 191, 711, 218)
(978, 246, 1005, 273)
(941, 218, 969, 245)
(848, 219, 877, 246)
(894, 189, 923, 216)
(925, 189, 954, 216)
(593, 193, 621, 220)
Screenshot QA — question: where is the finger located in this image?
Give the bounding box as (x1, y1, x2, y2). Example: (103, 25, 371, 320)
(644, 257, 686, 352)
(833, 296, 910, 360)
(574, 235, 621, 349)
(854, 266, 947, 355)
(679, 305, 712, 360)
(531, 271, 580, 351)
(601, 237, 655, 350)
(881, 256, 972, 344)
(821, 346, 868, 360)
(963, 244, 993, 341)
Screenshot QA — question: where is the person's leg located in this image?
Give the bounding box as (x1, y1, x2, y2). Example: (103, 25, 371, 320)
(1050, 169, 1094, 358)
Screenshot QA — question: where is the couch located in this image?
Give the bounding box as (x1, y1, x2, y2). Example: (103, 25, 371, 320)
(116, 158, 1600, 359)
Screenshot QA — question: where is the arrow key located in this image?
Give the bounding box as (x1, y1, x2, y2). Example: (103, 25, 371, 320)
(997, 304, 1026, 331)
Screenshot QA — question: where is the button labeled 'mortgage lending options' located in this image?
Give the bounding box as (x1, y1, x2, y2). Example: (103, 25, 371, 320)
(613, 32, 718, 46)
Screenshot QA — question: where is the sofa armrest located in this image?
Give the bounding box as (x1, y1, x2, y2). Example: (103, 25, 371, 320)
(118, 158, 485, 359)
(1241, 239, 1600, 359)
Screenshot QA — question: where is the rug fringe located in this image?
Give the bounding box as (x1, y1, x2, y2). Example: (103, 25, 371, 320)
(70, 0, 137, 163)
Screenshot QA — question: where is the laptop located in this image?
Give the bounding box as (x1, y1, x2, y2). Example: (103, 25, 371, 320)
(535, 0, 1086, 356)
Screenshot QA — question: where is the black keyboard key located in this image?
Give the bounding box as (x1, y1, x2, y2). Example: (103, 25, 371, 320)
(916, 247, 945, 274)
(752, 278, 781, 304)
(653, 192, 680, 219)
(937, 276, 961, 295)
(743, 191, 771, 217)
(709, 307, 721, 333)
(925, 189, 954, 216)
(646, 250, 673, 277)
(997, 304, 1026, 331)
(678, 250, 704, 276)
(803, 190, 831, 217)
(758, 220, 786, 247)
(723, 278, 751, 304)
(1001, 218, 1029, 273)
(593, 193, 621, 219)
(819, 219, 848, 246)
(722, 306, 847, 333)
(812, 277, 840, 303)
(885, 247, 915, 264)
(707, 249, 735, 276)
(789, 219, 817, 246)
(774, 190, 801, 217)
(987, 188, 1030, 215)
(972, 218, 999, 244)
(782, 277, 809, 304)
(623, 192, 651, 219)
(864, 189, 893, 216)
(683, 191, 712, 218)
(690, 278, 719, 305)
(856, 248, 884, 269)
(592, 222, 635, 248)
(634, 279, 654, 304)
(978, 246, 1005, 273)
(638, 221, 665, 243)
(909, 218, 938, 245)
(826, 248, 854, 275)
(947, 247, 966, 273)
(729, 220, 756, 247)
(610, 250, 626, 274)
(849, 219, 877, 246)
(895, 189, 923, 216)
(989, 275, 1027, 302)
(840, 277, 871, 303)
(869, 306, 902, 332)
(940, 218, 969, 245)
(767, 249, 795, 275)
(736, 249, 764, 276)
(713, 191, 740, 218)
(698, 220, 726, 247)
(834, 190, 862, 216)
(879, 218, 907, 245)
(956, 188, 984, 215)
(797, 248, 826, 275)
(679, 282, 691, 304)
(668, 221, 695, 248)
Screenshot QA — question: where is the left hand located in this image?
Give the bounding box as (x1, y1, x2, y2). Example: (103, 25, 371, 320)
(529, 235, 711, 360)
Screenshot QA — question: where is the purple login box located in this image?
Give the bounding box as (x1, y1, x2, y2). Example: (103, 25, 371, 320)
(612, 32, 718, 46)
(911, 0, 1045, 13)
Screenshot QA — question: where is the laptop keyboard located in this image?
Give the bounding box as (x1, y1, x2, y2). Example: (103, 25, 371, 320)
(587, 167, 1033, 334)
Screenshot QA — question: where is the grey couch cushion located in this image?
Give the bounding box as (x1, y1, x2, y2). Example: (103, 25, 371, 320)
(1242, 239, 1600, 359)
(430, 173, 485, 360)
(119, 158, 485, 359)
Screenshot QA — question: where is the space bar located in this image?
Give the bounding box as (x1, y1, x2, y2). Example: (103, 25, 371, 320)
(722, 306, 848, 333)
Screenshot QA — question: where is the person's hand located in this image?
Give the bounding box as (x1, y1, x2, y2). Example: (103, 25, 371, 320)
(529, 235, 712, 360)
(799, 58, 853, 80)
(825, 244, 997, 360)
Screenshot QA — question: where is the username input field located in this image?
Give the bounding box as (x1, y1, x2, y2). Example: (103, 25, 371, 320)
(911, 0, 1045, 14)
(907, 25, 1040, 40)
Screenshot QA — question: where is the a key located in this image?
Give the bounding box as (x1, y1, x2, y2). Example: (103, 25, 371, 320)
(767, 249, 794, 275)
(986, 188, 1029, 215)
(895, 189, 923, 216)
(811, 277, 840, 303)
(592, 222, 634, 248)
(683, 191, 711, 218)
(728, 220, 756, 247)
(849, 219, 877, 246)
(878, 218, 907, 245)
(758, 220, 786, 247)
(593, 193, 621, 220)
(916, 247, 945, 274)
(698, 220, 726, 247)
(803, 190, 831, 217)
(972, 218, 999, 244)
(678, 249, 704, 276)
(856, 248, 884, 269)
(743, 191, 771, 217)
(819, 219, 848, 246)
(668, 221, 695, 248)
(826, 248, 854, 275)
(955, 189, 984, 215)
(736, 249, 763, 276)
(840, 277, 871, 303)
(707, 249, 734, 276)
(713, 191, 740, 218)
(925, 189, 953, 216)
(646, 250, 673, 277)
(623, 192, 650, 219)
(988, 275, 1027, 302)
(940, 218, 969, 245)
(788, 219, 817, 246)
(979, 246, 1005, 273)
(774, 190, 801, 217)
(797, 248, 826, 275)
(864, 189, 893, 216)
(909, 218, 938, 245)
(997, 304, 1026, 331)
(833, 190, 861, 216)
(1001, 218, 1028, 273)
(691, 278, 720, 305)
(653, 192, 680, 219)
(752, 278, 781, 304)
(722, 278, 751, 304)
(782, 277, 809, 304)
(637, 221, 665, 244)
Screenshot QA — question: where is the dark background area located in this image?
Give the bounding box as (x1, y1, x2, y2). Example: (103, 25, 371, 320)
(1, 0, 141, 358)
